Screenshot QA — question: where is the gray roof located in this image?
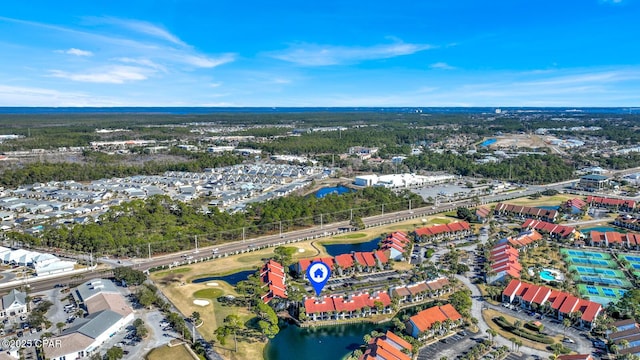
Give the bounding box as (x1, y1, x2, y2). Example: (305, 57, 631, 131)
(2, 289, 26, 309)
(63, 310, 123, 339)
(73, 279, 119, 303)
(581, 174, 609, 181)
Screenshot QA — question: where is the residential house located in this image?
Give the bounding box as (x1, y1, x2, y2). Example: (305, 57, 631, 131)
(608, 321, 640, 358)
(502, 280, 602, 329)
(521, 219, 576, 240)
(0, 289, 27, 319)
(359, 330, 413, 360)
(260, 260, 287, 304)
(494, 203, 558, 222)
(381, 231, 411, 261)
(586, 195, 635, 211)
(406, 304, 462, 339)
(475, 206, 491, 223)
(589, 231, 640, 249)
(486, 242, 521, 284)
(304, 291, 392, 321)
(413, 221, 471, 242)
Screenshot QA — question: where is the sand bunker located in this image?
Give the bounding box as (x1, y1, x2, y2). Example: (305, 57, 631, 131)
(298, 248, 304, 253)
(193, 299, 210, 306)
(207, 282, 219, 286)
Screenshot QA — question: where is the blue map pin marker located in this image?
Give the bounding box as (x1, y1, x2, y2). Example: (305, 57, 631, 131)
(306, 262, 331, 296)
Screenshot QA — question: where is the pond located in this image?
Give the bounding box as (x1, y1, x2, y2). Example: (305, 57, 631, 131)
(265, 321, 390, 360)
(323, 237, 380, 257)
(192, 270, 255, 285)
(581, 226, 617, 233)
(315, 186, 352, 199)
(479, 138, 497, 147)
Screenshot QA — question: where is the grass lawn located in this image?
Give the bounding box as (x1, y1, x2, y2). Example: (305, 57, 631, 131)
(482, 308, 564, 352)
(155, 267, 192, 277)
(499, 194, 575, 207)
(146, 344, 199, 360)
(331, 233, 368, 240)
(193, 288, 224, 299)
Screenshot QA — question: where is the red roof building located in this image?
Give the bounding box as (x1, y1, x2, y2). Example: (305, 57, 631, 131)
(406, 304, 462, 338)
(586, 196, 636, 210)
(359, 331, 413, 360)
(260, 260, 287, 303)
(589, 230, 640, 248)
(414, 221, 471, 239)
(494, 203, 558, 222)
(521, 219, 576, 239)
(501, 280, 602, 328)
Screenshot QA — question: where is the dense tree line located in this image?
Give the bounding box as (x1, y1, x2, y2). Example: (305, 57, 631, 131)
(403, 151, 575, 184)
(8, 188, 424, 256)
(0, 152, 243, 187)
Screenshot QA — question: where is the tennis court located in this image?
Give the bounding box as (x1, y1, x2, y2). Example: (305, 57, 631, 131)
(566, 256, 617, 268)
(620, 254, 640, 262)
(577, 284, 627, 306)
(561, 249, 612, 259)
(579, 275, 632, 287)
(569, 265, 626, 278)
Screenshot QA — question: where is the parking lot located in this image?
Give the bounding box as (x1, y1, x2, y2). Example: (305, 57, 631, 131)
(417, 331, 481, 360)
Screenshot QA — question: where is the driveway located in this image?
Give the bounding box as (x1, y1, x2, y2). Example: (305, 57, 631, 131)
(455, 274, 552, 359)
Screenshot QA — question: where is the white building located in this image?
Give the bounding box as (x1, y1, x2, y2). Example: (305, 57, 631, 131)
(0, 289, 27, 319)
(354, 173, 455, 188)
(44, 279, 134, 360)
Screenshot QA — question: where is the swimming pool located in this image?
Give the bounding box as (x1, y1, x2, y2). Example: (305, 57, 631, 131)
(540, 270, 556, 281)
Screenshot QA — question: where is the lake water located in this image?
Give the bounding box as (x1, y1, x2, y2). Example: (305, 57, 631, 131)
(264, 321, 389, 360)
(323, 238, 380, 257)
(315, 186, 352, 199)
(192, 270, 255, 285)
(479, 138, 497, 147)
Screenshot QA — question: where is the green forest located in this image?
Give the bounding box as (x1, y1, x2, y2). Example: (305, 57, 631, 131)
(7, 187, 424, 256)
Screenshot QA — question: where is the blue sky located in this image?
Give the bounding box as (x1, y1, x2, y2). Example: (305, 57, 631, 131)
(1, 0, 639, 107)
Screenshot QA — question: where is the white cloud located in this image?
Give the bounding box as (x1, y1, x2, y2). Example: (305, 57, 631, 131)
(88, 17, 187, 46)
(269, 40, 433, 66)
(176, 53, 236, 68)
(429, 62, 455, 70)
(60, 48, 93, 56)
(49, 66, 152, 84)
(209, 82, 222, 88)
(115, 57, 166, 72)
(600, 0, 623, 4)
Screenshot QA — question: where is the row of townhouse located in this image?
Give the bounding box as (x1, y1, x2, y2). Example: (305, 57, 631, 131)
(502, 280, 602, 329)
(303, 291, 392, 321)
(521, 219, 577, 240)
(494, 203, 558, 223)
(380, 231, 411, 260)
(391, 277, 451, 304)
(608, 319, 640, 358)
(614, 215, 640, 231)
(405, 304, 463, 339)
(486, 242, 521, 284)
(412, 221, 472, 242)
(589, 230, 640, 249)
(296, 250, 389, 278)
(506, 230, 543, 250)
(260, 260, 287, 304)
(359, 330, 413, 360)
(586, 195, 636, 211)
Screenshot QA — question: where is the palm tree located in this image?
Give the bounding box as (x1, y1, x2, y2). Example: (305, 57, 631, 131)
(509, 337, 517, 352)
(515, 339, 522, 353)
(562, 318, 571, 338)
(620, 339, 629, 350)
(56, 322, 65, 335)
(486, 329, 497, 344)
